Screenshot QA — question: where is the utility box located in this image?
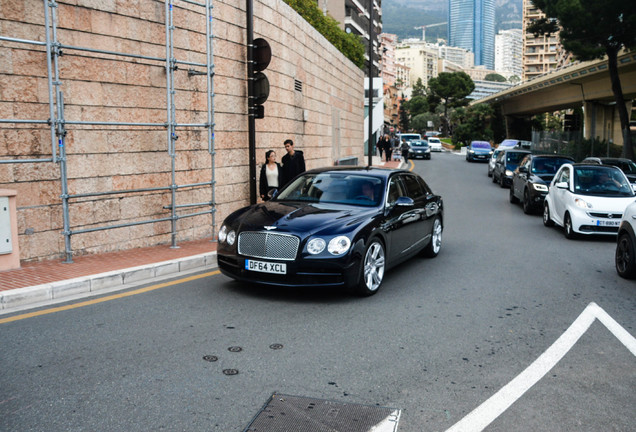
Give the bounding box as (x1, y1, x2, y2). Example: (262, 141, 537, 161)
(0, 196, 13, 254)
(0, 190, 20, 271)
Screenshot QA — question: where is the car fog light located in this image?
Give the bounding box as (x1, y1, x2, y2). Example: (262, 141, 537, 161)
(219, 225, 228, 243)
(328, 236, 351, 255)
(307, 238, 326, 255)
(227, 230, 236, 245)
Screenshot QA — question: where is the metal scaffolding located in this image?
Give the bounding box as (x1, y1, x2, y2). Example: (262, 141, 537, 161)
(0, 0, 217, 263)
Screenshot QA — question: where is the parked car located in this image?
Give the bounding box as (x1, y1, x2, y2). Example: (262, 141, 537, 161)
(497, 139, 521, 148)
(397, 133, 422, 143)
(427, 137, 443, 152)
(543, 164, 635, 239)
(217, 167, 444, 296)
(510, 154, 574, 214)
(487, 147, 505, 177)
(581, 157, 636, 184)
(616, 200, 636, 279)
(492, 149, 531, 188)
(408, 140, 431, 159)
(465, 140, 493, 162)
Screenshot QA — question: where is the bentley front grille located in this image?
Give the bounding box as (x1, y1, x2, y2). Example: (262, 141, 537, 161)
(238, 231, 300, 261)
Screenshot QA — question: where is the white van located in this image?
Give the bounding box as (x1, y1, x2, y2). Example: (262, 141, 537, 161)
(397, 133, 422, 142)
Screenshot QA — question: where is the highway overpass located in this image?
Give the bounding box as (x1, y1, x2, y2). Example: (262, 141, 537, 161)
(476, 50, 636, 147)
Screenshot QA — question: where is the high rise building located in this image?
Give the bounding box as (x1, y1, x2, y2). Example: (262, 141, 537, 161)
(448, 0, 495, 69)
(323, 0, 382, 76)
(495, 29, 523, 79)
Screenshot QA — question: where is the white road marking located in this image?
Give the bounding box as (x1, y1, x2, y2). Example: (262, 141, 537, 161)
(445, 302, 636, 432)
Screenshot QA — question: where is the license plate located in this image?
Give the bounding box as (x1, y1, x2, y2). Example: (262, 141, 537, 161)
(245, 259, 286, 274)
(596, 220, 620, 227)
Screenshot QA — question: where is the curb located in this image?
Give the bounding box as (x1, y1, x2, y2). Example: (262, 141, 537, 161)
(0, 252, 218, 314)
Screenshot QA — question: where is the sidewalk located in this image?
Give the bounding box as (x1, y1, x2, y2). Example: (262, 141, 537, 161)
(0, 158, 403, 314)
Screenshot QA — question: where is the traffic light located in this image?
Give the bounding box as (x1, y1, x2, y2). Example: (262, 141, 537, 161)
(251, 38, 271, 119)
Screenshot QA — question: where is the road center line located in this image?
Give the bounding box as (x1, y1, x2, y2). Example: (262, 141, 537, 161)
(446, 302, 636, 432)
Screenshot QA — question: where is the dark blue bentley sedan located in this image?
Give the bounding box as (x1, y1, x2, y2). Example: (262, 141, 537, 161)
(217, 167, 443, 296)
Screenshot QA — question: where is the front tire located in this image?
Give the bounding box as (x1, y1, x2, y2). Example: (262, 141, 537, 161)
(355, 239, 385, 296)
(616, 232, 636, 279)
(422, 217, 443, 258)
(522, 189, 533, 214)
(564, 213, 577, 239)
(543, 203, 554, 227)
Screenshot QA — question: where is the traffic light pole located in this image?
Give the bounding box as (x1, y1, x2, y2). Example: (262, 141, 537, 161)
(367, 2, 373, 167)
(246, 0, 257, 204)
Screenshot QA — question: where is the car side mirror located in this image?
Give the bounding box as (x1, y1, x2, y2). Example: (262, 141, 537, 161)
(395, 196, 414, 207)
(555, 181, 568, 189)
(269, 188, 279, 199)
(519, 166, 528, 173)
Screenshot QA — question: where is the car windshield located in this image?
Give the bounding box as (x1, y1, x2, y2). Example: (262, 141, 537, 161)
(471, 142, 490, 149)
(428, 138, 441, 144)
(506, 152, 528, 163)
(573, 167, 634, 197)
(410, 141, 428, 147)
(609, 160, 636, 174)
(499, 139, 518, 147)
(531, 157, 572, 174)
(400, 134, 420, 141)
(276, 173, 385, 206)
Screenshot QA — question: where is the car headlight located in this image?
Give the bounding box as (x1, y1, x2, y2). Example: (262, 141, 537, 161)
(468, 149, 474, 153)
(307, 238, 326, 255)
(575, 198, 592, 209)
(218, 225, 228, 243)
(505, 169, 513, 176)
(532, 183, 549, 192)
(226, 230, 236, 245)
(328, 236, 351, 255)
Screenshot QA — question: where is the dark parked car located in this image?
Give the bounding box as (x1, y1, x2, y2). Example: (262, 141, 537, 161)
(509, 154, 574, 213)
(493, 149, 531, 188)
(581, 157, 636, 184)
(217, 167, 444, 296)
(465, 140, 493, 162)
(408, 140, 431, 159)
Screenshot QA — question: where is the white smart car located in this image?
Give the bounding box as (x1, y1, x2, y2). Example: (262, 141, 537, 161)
(616, 200, 636, 278)
(427, 137, 443, 152)
(543, 163, 635, 239)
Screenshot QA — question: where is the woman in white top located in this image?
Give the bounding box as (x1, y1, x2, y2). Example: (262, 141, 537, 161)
(259, 150, 283, 201)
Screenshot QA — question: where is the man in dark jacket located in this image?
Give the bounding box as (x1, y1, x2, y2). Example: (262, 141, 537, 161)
(281, 139, 306, 186)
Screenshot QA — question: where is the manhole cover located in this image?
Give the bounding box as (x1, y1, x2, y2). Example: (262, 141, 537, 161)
(244, 393, 400, 432)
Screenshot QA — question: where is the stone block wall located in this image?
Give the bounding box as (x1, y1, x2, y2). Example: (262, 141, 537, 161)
(0, 0, 365, 262)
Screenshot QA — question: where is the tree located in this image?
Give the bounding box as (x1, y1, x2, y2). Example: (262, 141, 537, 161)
(412, 78, 426, 98)
(411, 112, 440, 134)
(398, 94, 410, 132)
(405, 96, 429, 118)
(451, 104, 494, 146)
(428, 72, 475, 136)
(484, 73, 507, 82)
(528, 0, 636, 160)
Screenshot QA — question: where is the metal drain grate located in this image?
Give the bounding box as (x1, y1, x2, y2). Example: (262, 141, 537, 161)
(244, 393, 401, 432)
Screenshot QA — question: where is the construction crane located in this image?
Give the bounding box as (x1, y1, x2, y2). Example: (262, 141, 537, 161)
(414, 22, 447, 42)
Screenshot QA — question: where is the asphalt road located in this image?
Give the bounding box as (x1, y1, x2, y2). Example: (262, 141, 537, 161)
(1, 151, 634, 432)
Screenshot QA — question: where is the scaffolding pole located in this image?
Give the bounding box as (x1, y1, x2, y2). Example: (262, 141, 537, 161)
(1, 0, 217, 262)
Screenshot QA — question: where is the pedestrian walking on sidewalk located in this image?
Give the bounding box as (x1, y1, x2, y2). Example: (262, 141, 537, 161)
(281, 139, 306, 186)
(400, 139, 410, 163)
(259, 150, 283, 201)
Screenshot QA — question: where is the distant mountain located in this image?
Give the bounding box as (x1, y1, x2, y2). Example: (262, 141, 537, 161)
(382, 0, 523, 41)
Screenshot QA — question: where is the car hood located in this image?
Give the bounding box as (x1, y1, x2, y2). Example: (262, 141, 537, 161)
(227, 201, 378, 236)
(568, 195, 636, 212)
(531, 174, 554, 183)
(471, 148, 491, 154)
